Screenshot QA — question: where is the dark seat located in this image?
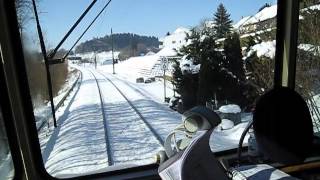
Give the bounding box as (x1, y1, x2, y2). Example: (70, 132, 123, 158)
(253, 87, 317, 165)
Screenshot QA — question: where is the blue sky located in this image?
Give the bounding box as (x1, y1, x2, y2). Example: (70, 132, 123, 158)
(39, 0, 276, 49)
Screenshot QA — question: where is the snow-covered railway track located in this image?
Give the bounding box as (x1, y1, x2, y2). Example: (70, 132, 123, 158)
(96, 71, 165, 145)
(99, 72, 181, 143)
(90, 70, 163, 166)
(89, 70, 114, 166)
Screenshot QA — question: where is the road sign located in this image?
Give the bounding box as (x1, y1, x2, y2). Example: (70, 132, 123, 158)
(161, 56, 169, 70)
(161, 56, 168, 64)
(162, 63, 168, 70)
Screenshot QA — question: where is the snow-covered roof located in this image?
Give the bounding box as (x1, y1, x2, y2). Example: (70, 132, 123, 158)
(242, 5, 277, 26)
(219, 104, 241, 114)
(173, 27, 191, 34)
(158, 27, 191, 57)
(233, 16, 251, 29)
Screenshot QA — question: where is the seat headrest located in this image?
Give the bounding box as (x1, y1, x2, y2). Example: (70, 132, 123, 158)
(253, 87, 314, 165)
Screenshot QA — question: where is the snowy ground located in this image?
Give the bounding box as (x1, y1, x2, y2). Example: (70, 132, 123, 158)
(41, 68, 109, 177)
(38, 61, 251, 178)
(34, 67, 80, 130)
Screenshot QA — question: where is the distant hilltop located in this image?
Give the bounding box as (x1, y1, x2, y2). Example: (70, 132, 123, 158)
(75, 33, 160, 60)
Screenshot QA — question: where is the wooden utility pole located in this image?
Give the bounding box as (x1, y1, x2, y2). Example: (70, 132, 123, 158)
(164, 68, 166, 102)
(111, 28, 115, 74)
(94, 52, 97, 69)
(162, 57, 168, 102)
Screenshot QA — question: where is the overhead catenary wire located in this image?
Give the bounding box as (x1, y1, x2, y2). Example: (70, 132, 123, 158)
(63, 0, 113, 60)
(47, 0, 98, 59)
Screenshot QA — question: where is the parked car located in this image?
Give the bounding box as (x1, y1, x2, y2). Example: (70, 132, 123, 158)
(136, 77, 144, 83)
(144, 79, 152, 83)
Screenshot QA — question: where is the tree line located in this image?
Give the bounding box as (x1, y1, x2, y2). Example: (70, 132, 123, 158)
(75, 33, 160, 59)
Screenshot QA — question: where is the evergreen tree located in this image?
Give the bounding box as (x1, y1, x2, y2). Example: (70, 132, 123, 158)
(171, 58, 199, 112)
(224, 32, 245, 81)
(197, 33, 224, 104)
(177, 29, 201, 110)
(223, 32, 247, 106)
(172, 59, 183, 95)
(197, 52, 213, 105)
(181, 73, 199, 111)
(245, 52, 274, 97)
(244, 36, 257, 53)
(213, 3, 233, 39)
(179, 29, 202, 64)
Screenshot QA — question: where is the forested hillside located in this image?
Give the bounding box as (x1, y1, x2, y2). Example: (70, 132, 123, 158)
(75, 33, 160, 59)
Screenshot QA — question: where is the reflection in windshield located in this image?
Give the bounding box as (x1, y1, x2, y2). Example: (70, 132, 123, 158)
(0, 108, 14, 180)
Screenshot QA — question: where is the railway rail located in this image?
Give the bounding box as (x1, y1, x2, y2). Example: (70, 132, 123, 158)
(96, 71, 165, 145)
(89, 69, 165, 166)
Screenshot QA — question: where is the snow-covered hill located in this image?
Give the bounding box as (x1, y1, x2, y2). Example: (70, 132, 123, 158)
(96, 27, 192, 80)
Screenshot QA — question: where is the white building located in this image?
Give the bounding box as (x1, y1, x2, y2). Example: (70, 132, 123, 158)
(157, 27, 191, 57)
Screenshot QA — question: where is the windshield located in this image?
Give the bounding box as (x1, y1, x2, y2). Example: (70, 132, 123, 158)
(14, 0, 281, 178)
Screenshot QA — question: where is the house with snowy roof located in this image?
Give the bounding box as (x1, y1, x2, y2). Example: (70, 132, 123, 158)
(234, 1, 320, 35)
(158, 27, 191, 57)
(234, 4, 277, 34)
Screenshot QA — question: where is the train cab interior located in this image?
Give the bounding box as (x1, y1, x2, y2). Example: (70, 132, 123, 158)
(1, 0, 320, 179)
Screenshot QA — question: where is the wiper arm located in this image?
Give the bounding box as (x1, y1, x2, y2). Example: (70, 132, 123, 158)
(63, 0, 112, 60)
(47, 0, 98, 59)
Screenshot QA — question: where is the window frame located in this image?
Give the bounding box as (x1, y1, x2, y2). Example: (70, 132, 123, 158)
(0, 0, 304, 179)
(274, 0, 300, 88)
(0, 1, 25, 180)
(0, 60, 23, 180)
